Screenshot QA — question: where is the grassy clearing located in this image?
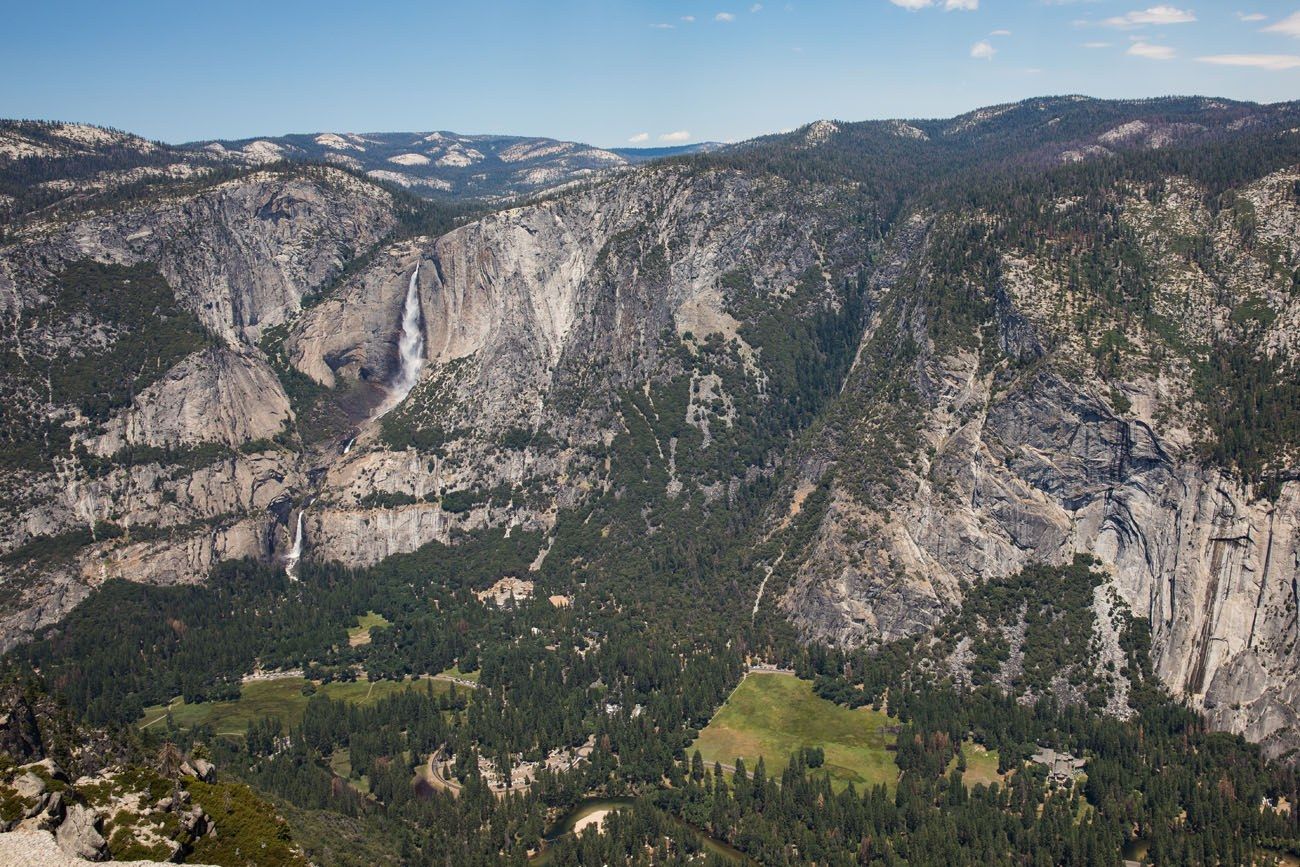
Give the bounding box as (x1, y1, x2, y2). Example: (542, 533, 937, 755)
(693, 672, 897, 792)
(954, 740, 1008, 787)
(329, 748, 370, 794)
(348, 610, 391, 646)
(438, 664, 480, 682)
(138, 676, 444, 736)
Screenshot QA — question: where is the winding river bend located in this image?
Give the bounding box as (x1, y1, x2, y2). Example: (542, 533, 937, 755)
(533, 798, 752, 864)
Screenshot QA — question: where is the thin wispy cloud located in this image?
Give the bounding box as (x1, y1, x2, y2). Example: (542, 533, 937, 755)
(750, 3, 764, 11)
(887, 0, 979, 9)
(1102, 6, 1196, 29)
(680, 15, 696, 22)
(1263, 12, 1300, 37)
(1083, 41, 1112, 48)
(650, 23, 675, 29)
(1237, 12, 1266, 22)
(628, 132, 650, 143)
(971, 40, 997, 59)
(660, 130, 692, 142)
(715, 12, 736, 22)
(989, 29, 1012, 36)
(1199, 53, 1300, 69)
(1128, 40, 1176, 59)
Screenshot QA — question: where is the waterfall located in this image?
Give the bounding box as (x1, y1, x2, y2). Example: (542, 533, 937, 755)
(377, 264, 425, 417)
(285, 510, 305, 581)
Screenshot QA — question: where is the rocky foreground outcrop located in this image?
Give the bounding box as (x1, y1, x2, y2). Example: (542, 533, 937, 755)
(0, 676, 302, 865)
(0, 829, 215, 867)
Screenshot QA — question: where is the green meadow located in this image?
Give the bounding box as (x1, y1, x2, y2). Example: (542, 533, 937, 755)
(693, 671, 898, 792)
(954, 740, 1008, 787)
(347, 610, 391, 645)
(139, 676, 444, 736)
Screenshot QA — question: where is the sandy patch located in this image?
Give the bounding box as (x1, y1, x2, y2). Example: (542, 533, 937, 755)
(573, 809, 611, 835)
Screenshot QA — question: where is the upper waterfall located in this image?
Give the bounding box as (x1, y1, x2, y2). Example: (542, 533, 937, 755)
(377, 264, 426, 417)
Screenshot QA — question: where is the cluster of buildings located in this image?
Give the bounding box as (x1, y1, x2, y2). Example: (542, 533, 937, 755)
(1030, 747, 1087, 784)
(450, 736, 597, 795)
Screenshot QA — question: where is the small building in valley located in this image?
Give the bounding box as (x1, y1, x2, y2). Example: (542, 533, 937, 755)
(1031, 747, 1087, 783)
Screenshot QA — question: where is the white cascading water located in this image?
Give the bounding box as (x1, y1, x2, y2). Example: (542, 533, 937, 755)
(377, 264, 425, 418)
(285, 510, 305, 581)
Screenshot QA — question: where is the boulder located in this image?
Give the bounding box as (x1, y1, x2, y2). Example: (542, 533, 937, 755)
(180, 757, 214, 782)
(13, 771, 47, 800)
(55, 804, 107, 861)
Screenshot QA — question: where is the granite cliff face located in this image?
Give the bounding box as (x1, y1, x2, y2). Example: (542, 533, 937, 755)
(1, 167, 397, 345)
(3, 103, 1300, 760)
(286, 166, 867, 567)
(778, 165, 1300, 757)
(0, 165, 397, 645)
(0, 155, 867, 647)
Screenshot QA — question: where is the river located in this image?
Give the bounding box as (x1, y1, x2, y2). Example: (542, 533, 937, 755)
(532, 797, 752, 864)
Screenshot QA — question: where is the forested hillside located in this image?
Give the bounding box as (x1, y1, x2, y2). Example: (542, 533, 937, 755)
(5, 97, 1300, 864)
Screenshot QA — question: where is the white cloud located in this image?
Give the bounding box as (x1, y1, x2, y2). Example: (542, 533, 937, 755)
(1198, 53, 1300, 69)
(750, 2, 763, 11)
(660, 131, 692, 142)
(650, 22, 675, 29)
(681, 15, 696, 22)
(715, 11, 736, 21)
(1102, 5, 1196, 28)
(1263, 11, 1300, 37)
(970, 40, 997, 59)
(1127, 40, 1176, 59)
(1083, 41, 1112, 47)
(1237, 12, 1266, 22)
(887, 0, 977, 10)
(628, 132, 650, 143)
(989, 29, 1012, 36)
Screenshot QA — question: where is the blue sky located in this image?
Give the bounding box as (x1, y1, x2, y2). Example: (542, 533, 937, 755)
(3, 1, 1300, 146)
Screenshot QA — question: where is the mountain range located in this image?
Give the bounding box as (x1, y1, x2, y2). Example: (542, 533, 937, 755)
(4, 93, 1300, 864)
